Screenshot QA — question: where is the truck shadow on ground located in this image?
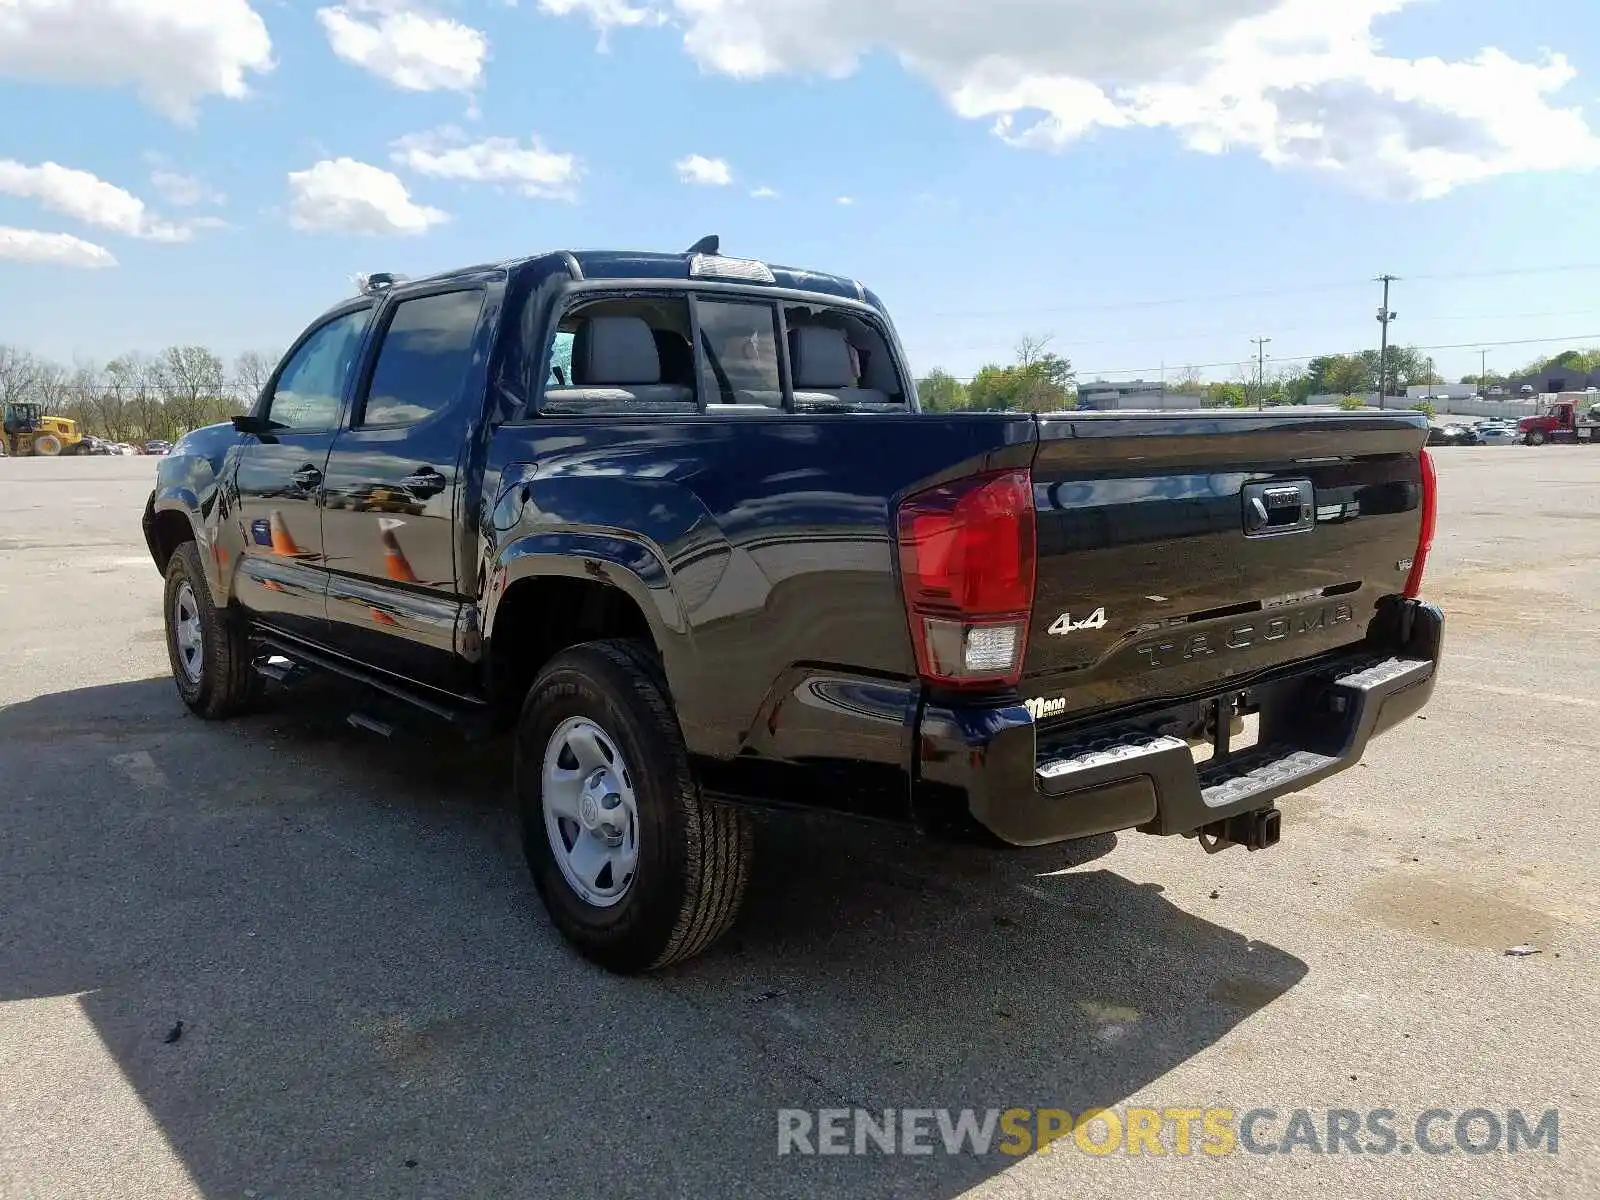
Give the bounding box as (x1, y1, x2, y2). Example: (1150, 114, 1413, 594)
(0, 677, 1308, 1199)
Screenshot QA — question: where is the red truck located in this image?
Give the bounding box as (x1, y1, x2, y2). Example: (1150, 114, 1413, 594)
(1518, 394, 1600, 445)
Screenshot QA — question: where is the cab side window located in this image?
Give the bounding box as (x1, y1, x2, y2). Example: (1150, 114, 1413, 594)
(541, 295, 699, 413)
(359, 290, 485, 426)
(266, 308, 372, 431)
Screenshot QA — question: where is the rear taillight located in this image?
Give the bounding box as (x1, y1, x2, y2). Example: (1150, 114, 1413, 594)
(1403, 448, 1436, 599)
(896, 469, 1036, 689)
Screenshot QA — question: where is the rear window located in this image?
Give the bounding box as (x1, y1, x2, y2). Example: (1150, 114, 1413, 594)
(696, 299, 783, 407)
(536, 290, 907, 415)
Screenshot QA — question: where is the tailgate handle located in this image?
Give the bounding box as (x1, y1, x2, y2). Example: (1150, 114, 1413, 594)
(1242, 480, 1314, 537)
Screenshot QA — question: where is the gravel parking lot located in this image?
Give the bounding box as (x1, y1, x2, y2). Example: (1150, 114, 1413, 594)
(2, 448, 1596, 1199)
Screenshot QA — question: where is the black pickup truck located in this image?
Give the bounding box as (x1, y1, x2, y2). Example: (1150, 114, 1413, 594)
(143, 241, 1443, 973)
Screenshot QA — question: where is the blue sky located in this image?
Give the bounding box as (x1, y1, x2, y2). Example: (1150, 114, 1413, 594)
(3, 0, 1599, 386)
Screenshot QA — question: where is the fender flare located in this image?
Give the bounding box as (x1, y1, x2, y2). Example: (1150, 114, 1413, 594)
(483, 528, 692, 663)
(148, 454, 233, 605)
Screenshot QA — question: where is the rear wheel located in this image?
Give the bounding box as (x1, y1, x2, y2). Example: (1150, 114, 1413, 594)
(163, 542, 259, 719)
(515, 639, 752, 973)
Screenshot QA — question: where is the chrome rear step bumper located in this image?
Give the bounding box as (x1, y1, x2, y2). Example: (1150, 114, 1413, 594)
(914, 600, 1443, 848)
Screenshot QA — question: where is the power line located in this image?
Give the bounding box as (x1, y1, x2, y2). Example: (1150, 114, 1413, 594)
(920, 306, 1600, 358)
(927, 281, 1364, 320)
(923, 261, 1600, 322)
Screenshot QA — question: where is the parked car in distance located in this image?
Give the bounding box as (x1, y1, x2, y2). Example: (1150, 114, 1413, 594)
(142, 240, 1444, 973)
(144, 440, 172, 455)
(1475, 424, 1518, 445)
(1426, 423, 1480, 446)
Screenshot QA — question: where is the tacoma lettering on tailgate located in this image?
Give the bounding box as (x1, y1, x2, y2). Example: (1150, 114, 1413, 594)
(1134, 603, 1356, 671)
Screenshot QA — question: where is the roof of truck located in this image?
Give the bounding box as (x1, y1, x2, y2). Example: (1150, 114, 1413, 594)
(358, 247, 878, 307)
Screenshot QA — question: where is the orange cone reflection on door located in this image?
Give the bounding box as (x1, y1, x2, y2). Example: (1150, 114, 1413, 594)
(269, 510, 306, 557)
(378, 517, 418, 583)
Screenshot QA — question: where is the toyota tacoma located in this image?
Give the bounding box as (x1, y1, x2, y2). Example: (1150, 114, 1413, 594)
(142, 240, 1443, 973)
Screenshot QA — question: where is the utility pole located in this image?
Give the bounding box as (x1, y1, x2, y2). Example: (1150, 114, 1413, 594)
(1375, 274, 1399, 409)
(1480, 348, 1489, 391)
(1250, 337, 1272, 410)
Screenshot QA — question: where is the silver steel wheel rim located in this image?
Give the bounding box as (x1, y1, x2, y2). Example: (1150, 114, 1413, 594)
(172, 582, 204, 683)
(541, 717, 639, 908)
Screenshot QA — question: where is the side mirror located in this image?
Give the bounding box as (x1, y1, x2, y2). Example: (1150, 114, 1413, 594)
(232, 414, 280, 437)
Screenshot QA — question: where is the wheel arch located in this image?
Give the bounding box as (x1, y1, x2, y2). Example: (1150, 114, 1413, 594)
(483, 535, 694, 722)
(145, 447, 235, 605)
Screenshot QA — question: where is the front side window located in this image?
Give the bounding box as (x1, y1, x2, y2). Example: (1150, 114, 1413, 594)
(360, 290, 484, 426)
(696, 300, 783, 407)
(266, 307, 372, 430)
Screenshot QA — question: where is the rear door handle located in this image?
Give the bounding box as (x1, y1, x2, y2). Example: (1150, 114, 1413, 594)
(401, 468, 447, 496)
(292, 464, 323, 487)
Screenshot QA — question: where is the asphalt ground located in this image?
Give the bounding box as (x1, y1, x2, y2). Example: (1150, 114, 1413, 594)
(1, 447, 1596, 1199)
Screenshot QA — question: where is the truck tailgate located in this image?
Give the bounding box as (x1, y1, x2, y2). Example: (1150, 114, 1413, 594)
(1023, 410, 1429, 722)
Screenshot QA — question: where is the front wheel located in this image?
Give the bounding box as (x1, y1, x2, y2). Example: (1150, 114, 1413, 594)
(515, 640, 752, 973)
(1528, 429, 1547, 446)
(163, 542, 260, 719)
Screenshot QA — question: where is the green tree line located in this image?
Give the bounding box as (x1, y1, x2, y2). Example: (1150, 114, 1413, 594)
(0, 344, 277, 443)
(919, 335, 1079, 412)
(1460, 346, 1600, 387)
(919, 341, 1455, 410)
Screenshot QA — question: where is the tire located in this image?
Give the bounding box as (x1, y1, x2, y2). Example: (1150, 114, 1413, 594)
(1528, 430, 1547, 446)
(33, 434, 62, 456)
(163, 541, 260, 719)
(515, 639, 753, 973)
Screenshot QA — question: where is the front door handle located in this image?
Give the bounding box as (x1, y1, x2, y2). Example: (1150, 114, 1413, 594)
(291, 464, 323, 488)
(401, 467, 447, 497)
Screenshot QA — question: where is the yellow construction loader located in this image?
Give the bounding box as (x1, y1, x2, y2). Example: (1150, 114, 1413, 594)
(2, 402, 87, 456)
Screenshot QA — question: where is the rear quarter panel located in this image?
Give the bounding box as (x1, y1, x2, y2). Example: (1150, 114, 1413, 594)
(482, 413, 1034, 812)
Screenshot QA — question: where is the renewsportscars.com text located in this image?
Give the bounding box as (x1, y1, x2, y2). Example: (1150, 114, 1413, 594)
(777, 1106, 1560, 1157)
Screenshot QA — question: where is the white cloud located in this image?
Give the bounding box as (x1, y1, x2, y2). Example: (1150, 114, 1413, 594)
(539, 0, 658, 23)
(676, 154, 733, 186)
(0, 0, 273, 121)
(317, 3, 487, 92)
(0, 227, 117, 268)
(392, 128, 581, 199)
(545, 0, 1600, 199)
(835, 195, 854, 205)
(538, 0, 663, 37)
(750, 186, 779, 199)
(0, 160, 192, 242)
(150, 170, 226, 208)
(287, 158, 449, 236)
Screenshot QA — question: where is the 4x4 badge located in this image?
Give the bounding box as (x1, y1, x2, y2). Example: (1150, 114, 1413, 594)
(1048, 608, 1108, 636)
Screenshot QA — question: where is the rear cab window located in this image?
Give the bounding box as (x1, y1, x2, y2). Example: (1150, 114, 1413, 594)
(358, 289, 484, 426)
(537, 289, 907, 416)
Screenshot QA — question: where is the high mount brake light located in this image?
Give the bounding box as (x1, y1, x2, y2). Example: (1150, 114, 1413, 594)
(896, 469, 1037, 689)
(1403, 448, 1436, 599)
